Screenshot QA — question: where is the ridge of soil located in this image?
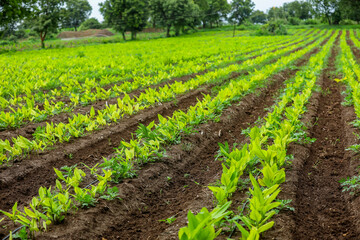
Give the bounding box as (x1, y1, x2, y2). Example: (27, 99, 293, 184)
(57, 29, 114, 39)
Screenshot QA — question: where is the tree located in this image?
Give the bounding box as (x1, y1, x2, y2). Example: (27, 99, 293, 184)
(250, 10, 267, 24)
(229, 0, 254, 25)
(193, 0, 209, 28)
(79, 17, 103, 30)
(338, 0, 360, 22)
(310, 0, 339, 24)
(150, 0, 200, 37)
(62, 0, 92, 31)
(0, 0, 35, 27)
(0, 0, 35, 35)
(283, 1, 314, 20)
(203, 0, 230, 28)
(30, 0, 65, 48)
(100, 0, 149, 40)
(267, 6, 287, 20)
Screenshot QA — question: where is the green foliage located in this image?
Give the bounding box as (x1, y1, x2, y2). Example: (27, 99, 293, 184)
(339, 19, 358, 25)
(150, 0, 200, 37)
(256, 21, 288, 36)
(100, 0, 149, 40)
(30, 0, 65, 48)
(62, 0, 92, 31)
(78, 18, 103, 31)
(340, 176, 360, 195)
(229, 0, 255, 26)
(288, 17, 301, 25)
(0, 0, 35, 28)
(178, 201, 231, 240)
(250, 10, 267, 24)
(159, 215, 177, 224)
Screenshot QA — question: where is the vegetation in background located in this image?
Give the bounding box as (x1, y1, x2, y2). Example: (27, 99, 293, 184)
(62, 0, 92, 31)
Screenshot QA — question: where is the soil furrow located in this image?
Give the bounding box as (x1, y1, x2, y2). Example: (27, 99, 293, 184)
(292, 31, 359, 239)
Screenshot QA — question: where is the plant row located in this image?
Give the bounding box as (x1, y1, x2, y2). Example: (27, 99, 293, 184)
(178, 31, 337, 239)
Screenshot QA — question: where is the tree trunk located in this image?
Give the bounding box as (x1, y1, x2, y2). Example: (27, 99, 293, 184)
(202, 21, 206, 29)
(40, 32, 46, 49)
(233, 24, 236, 37)
(210, 22, 213, 28)
(175, 26, 180, 36)
(122, 32, 126, 40)
(327, 15, 332, 25)
(166, 26, 171, 37)
(74, 26, 77, 31)
(131, 31, 137, 40)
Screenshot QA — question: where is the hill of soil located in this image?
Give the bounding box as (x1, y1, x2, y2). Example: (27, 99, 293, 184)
(57, 29, 114, 39)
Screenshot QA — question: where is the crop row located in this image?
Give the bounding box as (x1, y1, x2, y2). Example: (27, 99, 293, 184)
(179, 31, 337, 239)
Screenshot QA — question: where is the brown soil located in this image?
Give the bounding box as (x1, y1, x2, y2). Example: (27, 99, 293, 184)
(0, 34, 322, 238)
(57, 29, 114, 39)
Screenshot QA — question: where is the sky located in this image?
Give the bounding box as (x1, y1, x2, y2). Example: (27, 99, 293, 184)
(88, 0, 294, 22)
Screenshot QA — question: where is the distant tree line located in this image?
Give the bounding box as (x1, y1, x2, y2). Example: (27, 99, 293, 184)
(1, 0, 360, 47)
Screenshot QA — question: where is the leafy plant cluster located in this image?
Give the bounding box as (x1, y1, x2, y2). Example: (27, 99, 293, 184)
(0, 167, 118, 238)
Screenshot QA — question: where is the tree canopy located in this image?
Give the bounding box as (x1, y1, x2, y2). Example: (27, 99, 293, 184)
(62, 0, 92, 31)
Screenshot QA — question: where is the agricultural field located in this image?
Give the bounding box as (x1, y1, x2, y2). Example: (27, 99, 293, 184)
(1, 28, 360, 239)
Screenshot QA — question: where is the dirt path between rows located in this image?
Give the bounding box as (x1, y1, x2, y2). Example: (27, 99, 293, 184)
(291, 31, 359, 239)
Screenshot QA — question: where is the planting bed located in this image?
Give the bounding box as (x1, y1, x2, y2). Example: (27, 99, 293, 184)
(1, 28, 360, 240)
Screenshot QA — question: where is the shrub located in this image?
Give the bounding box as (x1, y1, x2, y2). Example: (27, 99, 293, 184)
(79, 18, 103, 31)
(255, 21, 287, 36)
(303, 19, 319, 25)
(339, 19, 358, 25)
(288, 17, 301, 25)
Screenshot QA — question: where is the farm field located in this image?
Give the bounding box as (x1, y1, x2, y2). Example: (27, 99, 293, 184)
(1, 28, 360, 239)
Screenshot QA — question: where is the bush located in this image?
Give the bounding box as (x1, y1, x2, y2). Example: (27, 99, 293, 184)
(255, 21, 287, 36)
(79, 18, 103, 31)
(288, 17, 301, 25)
(303, 19, 319, 25)
(339, 19, 358, 25)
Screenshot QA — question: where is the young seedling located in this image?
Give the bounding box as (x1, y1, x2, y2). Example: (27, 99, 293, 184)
(159, 215, 176, 224)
